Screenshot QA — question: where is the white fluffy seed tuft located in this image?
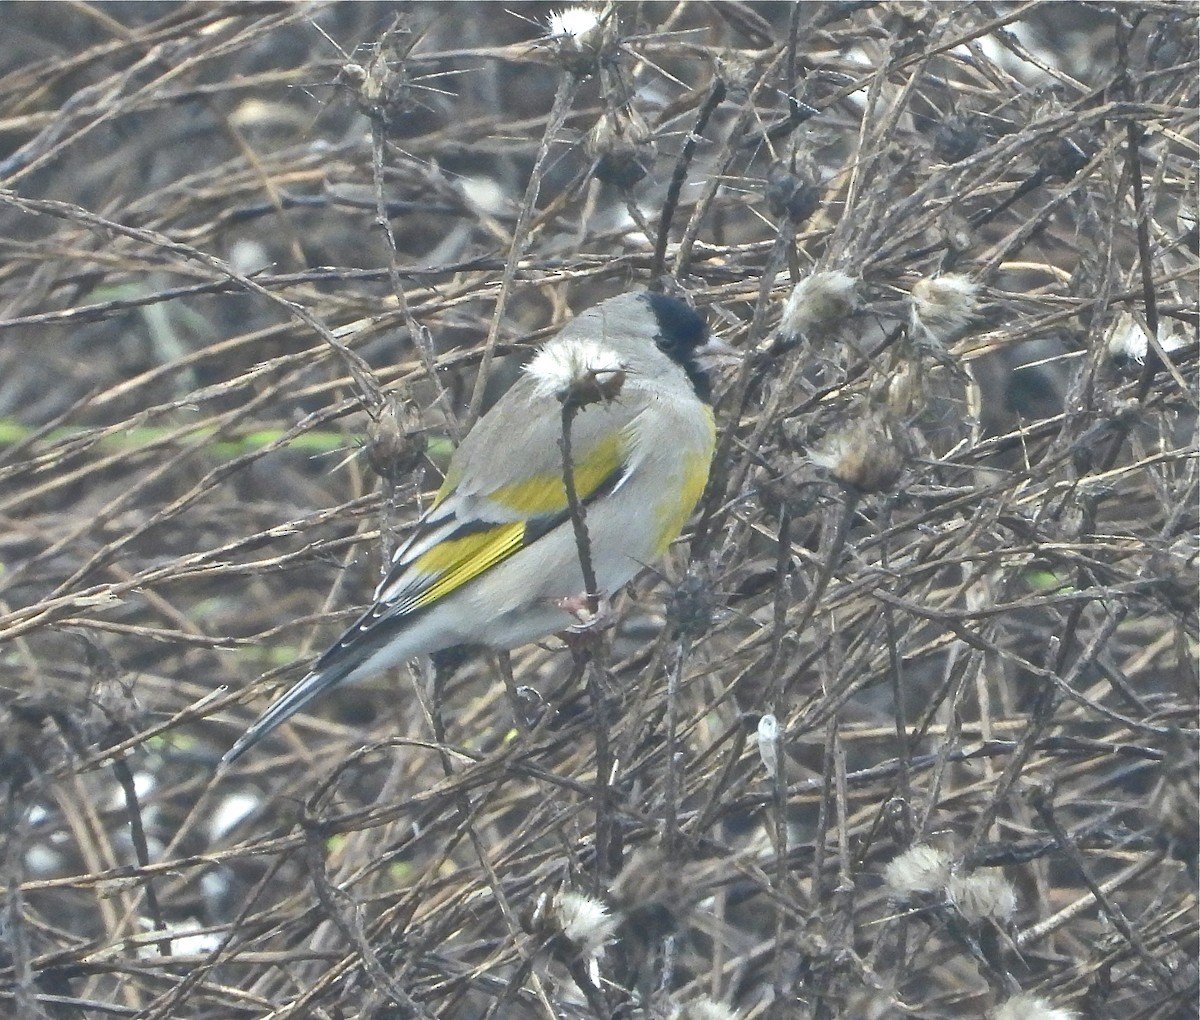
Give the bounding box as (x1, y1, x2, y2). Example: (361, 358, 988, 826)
(946, 870, 1017, 923)
(992, 992, 1077, 1020)
(526, 338, 626, 400)
(673, 996, 743, 1020)
(882, 844, 953, 898)
(552, 889, 618, 961)
(1106, 312, 1190, 364)
(781, 270, 859, 338)
(910, 273, 980, 344)
(546, 6, 602, 41)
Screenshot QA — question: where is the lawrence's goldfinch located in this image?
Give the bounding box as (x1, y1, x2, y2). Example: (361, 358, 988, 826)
(223, 292, 722, 764)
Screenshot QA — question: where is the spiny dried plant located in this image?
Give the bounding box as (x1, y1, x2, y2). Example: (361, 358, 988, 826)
(0, 3, 1195, 1019)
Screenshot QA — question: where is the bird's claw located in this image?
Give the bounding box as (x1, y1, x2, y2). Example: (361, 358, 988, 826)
(555, 592, 615, 636)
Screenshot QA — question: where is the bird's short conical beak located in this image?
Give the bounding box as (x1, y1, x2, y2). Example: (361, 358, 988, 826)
(698, 335, 741, 370)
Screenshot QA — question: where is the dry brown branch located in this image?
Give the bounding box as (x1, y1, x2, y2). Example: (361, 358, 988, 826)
(0, 3, 1196, 1019)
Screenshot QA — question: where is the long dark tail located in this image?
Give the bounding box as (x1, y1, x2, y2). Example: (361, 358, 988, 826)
(220, 662, 349, 767)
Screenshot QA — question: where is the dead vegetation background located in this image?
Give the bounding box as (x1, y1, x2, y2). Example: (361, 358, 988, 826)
(0, 2, 1196, 1018)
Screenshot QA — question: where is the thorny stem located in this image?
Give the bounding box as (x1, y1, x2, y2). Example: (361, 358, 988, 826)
(417, 660, 538, 995)
(301, 816, 435, 1018)
(964, 602, 1129, 855)
(768, 714, 790, 1018)
(879, 501, 913, 812)
(587, 668, 614, 891)
(788, 491, 862, 648)
(1126, 119, 1163, 405)
(664, 637, 688, 857)
(1028, 783, 1175, 986)
(675, 49, 788, 279)
(113, 755, 171, 957)
(370, 122, 459, 443)
(468, 75, 578, 427)
(559, 397, 613, 893)
(559, 401, 599, 608)
(650, 76, 726, 281)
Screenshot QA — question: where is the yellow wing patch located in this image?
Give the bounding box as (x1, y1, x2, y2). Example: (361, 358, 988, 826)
(433, 432, 624, 514)
(486, 432, 624, 515)
(412, 522, 526, 608)
(415, 432, 626, 609)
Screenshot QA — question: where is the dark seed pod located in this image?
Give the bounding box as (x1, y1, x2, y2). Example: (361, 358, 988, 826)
(810, 413, 908, 494)
(588, 108, 654, 189)
(933, 114, 983, 164)
(560, 367, 626, 411)
(1035, 134, 1090, 182)
(667, 570, 715, 642)
(765, 162, 821, 228)
(366, 396, 427, 483)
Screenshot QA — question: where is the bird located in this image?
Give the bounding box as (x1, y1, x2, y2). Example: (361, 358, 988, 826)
(222, 291, 725, 764)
